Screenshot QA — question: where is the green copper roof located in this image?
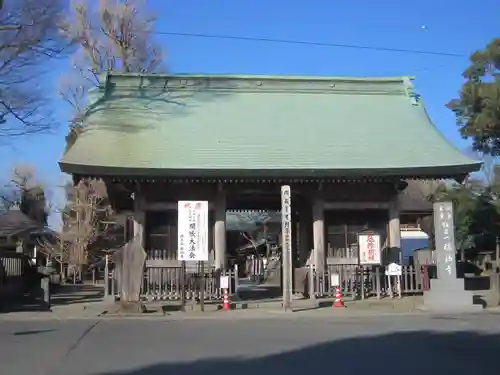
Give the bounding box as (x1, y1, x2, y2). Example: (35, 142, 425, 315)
(60, 73, 481, 177)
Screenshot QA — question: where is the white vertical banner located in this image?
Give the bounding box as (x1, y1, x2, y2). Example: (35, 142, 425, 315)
(358, 231, 382, 265)
(178, 201, 209, 262)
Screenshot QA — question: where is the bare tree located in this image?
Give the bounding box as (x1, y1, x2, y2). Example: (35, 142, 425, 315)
(0, 184, 17, 212)
(63, 179, 113, 267)
(0, 0, 65, 138)
(0, 163, 48, 219)
(37, 178, 118, 282)
(10, 164, 37, 191)
(58, 0, 164, 150)
(37, 178, 125, 284)
(37, 232, 69, 270)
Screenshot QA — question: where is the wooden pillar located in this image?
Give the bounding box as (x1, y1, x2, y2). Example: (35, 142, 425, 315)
(214, 190, 227, 270)
(388, 195, 401, 263)
(133, 194, 145, 247)
(298, 200, 312, 267)
(208, 210, 215, 266)
(312, 198, 326, 273)
(292, 212, 298, 266)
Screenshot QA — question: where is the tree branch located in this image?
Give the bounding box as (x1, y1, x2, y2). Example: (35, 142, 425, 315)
(0, 0, 65, 138)
(58, 0, 165, 148)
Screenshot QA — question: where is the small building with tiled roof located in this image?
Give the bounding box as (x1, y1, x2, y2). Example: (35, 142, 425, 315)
(0, 207, 54, 259)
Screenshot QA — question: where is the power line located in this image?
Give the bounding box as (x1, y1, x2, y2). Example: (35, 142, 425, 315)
(155, 30, 467, 58)
(412, 62, 459, 73)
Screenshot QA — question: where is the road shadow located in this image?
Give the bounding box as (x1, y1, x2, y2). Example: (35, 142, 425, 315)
(13, 329, 57, 336)
(0, 292, 50, 313)
(236, 285, 283, 301)
(93, 330, 499, 375)
(0, 283, 104, 313)
(49, 284, 104, 306)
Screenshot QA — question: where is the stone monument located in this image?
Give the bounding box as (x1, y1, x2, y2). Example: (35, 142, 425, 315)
(422, 201, 482, 312)
(113, 236, 147, 313)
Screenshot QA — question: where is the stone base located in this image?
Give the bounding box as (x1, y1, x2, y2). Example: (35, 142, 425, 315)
(118, 301, 147, 314)
(293, 267, 308, 295)
(423, 278, 483, 312)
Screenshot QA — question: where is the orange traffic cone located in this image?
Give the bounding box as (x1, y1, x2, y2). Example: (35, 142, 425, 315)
(332, 286, 345, 308)
(223, 288, 231, 311)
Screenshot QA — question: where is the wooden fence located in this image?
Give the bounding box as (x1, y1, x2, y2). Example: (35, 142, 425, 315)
(107, 264, 239, 301)
(0, 251, 30, 300)
(105, 262, 427, 302)
(311, 264, 427, 299)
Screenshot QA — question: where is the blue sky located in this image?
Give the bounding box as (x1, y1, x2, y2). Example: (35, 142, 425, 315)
(1, 0, 499, 228)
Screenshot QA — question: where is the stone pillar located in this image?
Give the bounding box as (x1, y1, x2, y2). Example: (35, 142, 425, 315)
(388, 195, 401, 264)
(214, 191, 227, 270)
(423, 201, 481, 311)
(312, 198, 325, 273)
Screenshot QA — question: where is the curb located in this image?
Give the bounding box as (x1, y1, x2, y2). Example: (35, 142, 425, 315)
(3, 306, 500, 321)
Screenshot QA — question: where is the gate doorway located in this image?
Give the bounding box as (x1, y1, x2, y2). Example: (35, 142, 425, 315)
(227, 209, 284, 301)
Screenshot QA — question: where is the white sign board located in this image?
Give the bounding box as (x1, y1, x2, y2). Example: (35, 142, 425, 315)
(330, 273, 340, 287)
(281, 186, 292, 263)
(281, 185, 293, 310)
(358, 231, 382, 265)
(220, 275, 229, 290)
(386, 262, 402, 276)
(177, 201, 209, 261)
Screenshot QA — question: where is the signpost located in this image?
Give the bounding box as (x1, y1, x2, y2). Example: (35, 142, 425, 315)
(220, 275, 229, 290)
(281, 186, 293, 312)
(385, 262, 403, 298)
(178, 201, 209, 311)
(330, 273, 340, 287)
(385, 262, 402, 276)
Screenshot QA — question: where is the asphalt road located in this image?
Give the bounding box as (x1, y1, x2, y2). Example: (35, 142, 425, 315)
(0, 313, 499, 375)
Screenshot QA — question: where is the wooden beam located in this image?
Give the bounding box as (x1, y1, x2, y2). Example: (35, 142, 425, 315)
(324, 202, 390, 210)
(141, 201, 215, 211)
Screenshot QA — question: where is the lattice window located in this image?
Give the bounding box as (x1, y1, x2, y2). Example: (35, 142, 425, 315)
(326, 210, 387, 258)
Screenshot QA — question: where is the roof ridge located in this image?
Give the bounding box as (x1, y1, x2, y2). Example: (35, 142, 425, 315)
(100, 71, 413, 83)
(99, 72, 410, 95)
